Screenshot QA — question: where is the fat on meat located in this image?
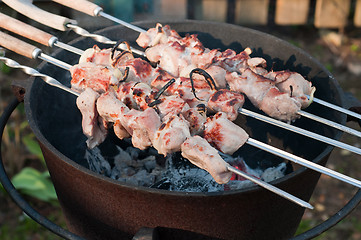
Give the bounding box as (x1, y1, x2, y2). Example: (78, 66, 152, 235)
(136, 23, 181, 48)
(181, 136, 232, 184)
(79, 45, 120, 66)
(204, 112, 249, 155)
(76, 88, 107, 148)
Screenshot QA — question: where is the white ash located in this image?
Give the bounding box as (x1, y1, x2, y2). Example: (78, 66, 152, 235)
(85, 146, 287, 192)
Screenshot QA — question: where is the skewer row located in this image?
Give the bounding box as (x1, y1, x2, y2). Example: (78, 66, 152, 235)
(0, 9, 360, 138)
(1, 29, 361, 209)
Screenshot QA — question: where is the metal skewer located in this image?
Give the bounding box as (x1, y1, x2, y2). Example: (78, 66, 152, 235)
(1, 33, 361, 191)
(0, 13, 83, 56)
(1, 0, 145, 57)
(298, 110, 361, 137)
(227, 165, 313, 209)
(308, 95, 361, 121)
(0, 56, 78, 96)
(51, 0, 147, 33)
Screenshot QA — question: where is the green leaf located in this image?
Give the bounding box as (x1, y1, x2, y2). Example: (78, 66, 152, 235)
(11, 168, 57, 202)
(12, 168, 47, 191)
(351, 44, 359, 52)
(22, 135, 45, 163)
(0, 62, 11, 74)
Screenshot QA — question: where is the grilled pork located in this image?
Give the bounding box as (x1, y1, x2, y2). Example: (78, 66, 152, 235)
(181, 136, 232, 184)
(76, 88, 107, 148)
(204, 112, 249, 155)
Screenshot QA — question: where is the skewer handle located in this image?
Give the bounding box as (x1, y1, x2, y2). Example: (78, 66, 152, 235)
(0, 31, 40, 59)
(1, 0, 77, 31)
(52, 0, 103, 17)
(0, 13, 56, 47)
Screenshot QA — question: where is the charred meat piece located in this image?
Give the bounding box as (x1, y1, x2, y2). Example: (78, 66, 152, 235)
(207, 89, 245, 121)
(181, 107, 206, 135)
(204, 112, 249, 155)
(181, 135, 232, 184)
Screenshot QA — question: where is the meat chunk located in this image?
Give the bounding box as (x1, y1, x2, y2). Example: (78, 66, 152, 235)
(96, 90, 129, 122)
(136, 23, 181, 48)
(226, 69, 273, 108)
(153, 114, 191, 156)
(117, 81, 155, 110)
(207, 89, 245, 121)
(258, 87, 301, 122)
(76, 88, 107, 148)
(154, 95, 190, 118)
(79, 45, 118, 66)
(274, 72, 314, 108)
(120, 108, 161, 150)
(204, 112, 249, 155)
(70, 62, 120, 93)
(96, 90, 131, 139)
(118, 58, 155, 85)
(181, 107, 206, 135)
(181, 136, 232, 184)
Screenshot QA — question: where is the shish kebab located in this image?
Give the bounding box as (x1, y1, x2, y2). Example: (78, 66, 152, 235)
(1, 17, 360, 140)
(0, 58, 311, 210)
(0, 28, 360, 155)
(1, 2, 361, 126)
(1, 32, 361, 198)
(0, 29, 360, 155)
(45, 0, 361, 122)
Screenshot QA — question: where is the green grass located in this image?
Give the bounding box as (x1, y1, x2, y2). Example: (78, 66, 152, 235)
(0, 212, 65, 240)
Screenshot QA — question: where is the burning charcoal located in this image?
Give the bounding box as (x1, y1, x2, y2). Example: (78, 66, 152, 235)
(85, 148, 111, 177)
(225, 180, 254, 190)
(261, 163, 286, 182)
(123, 167, 136, 176)
(144, 158, 157, 172)
(126, 146, 141, 160)
(150, 179, 172, 190)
